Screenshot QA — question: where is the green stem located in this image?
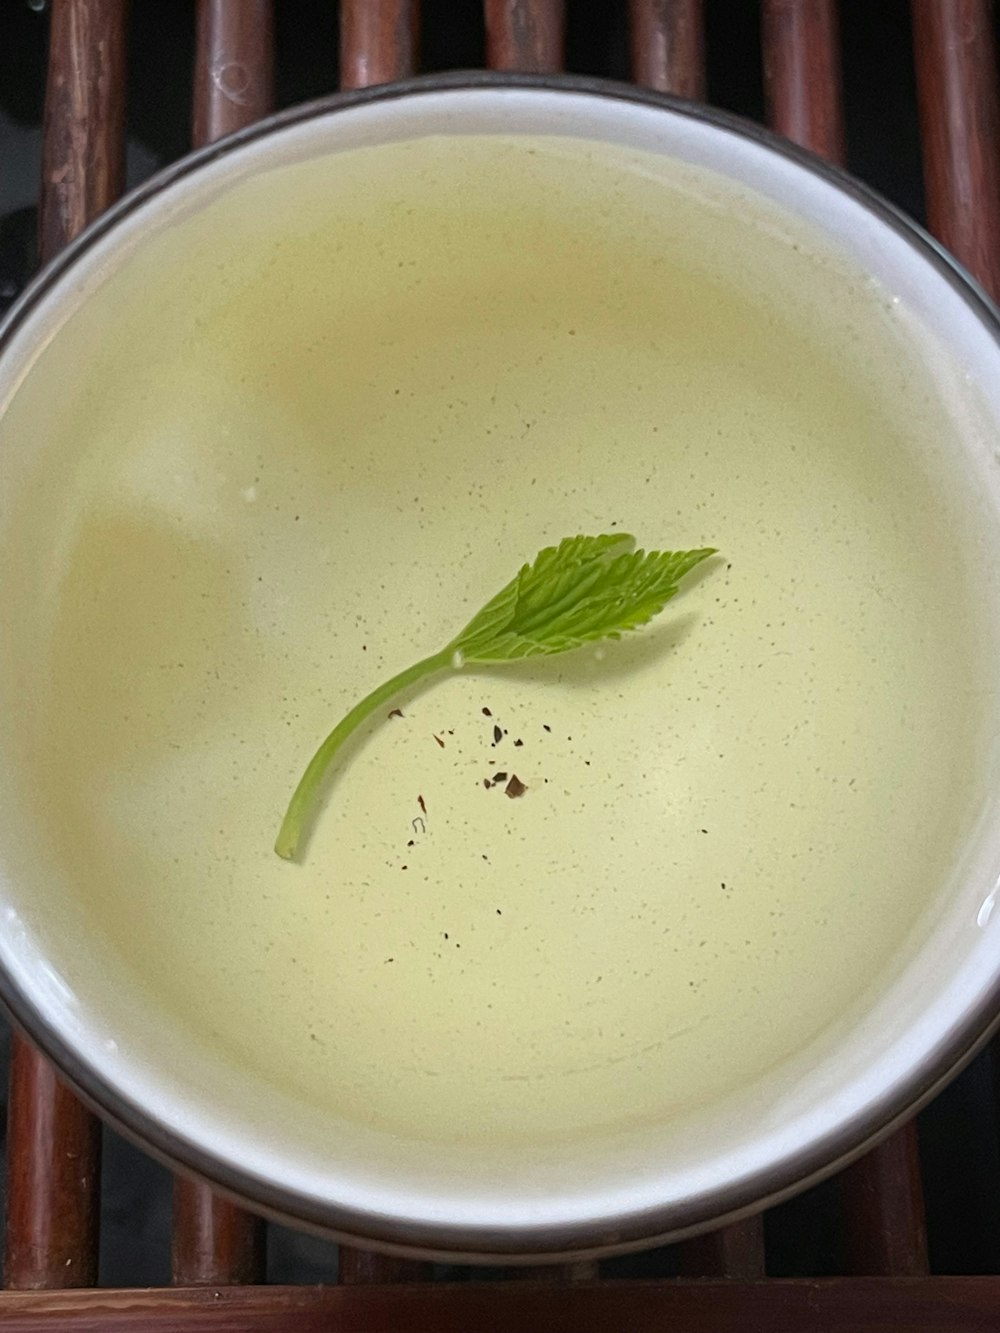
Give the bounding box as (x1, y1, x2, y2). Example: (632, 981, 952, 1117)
(275, 647, 454, 861)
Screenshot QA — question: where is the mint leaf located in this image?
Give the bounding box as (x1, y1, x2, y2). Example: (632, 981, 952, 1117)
(450, 534, 634, 660)
(275, 534, 716, 861)
(452, 536, 715, 662)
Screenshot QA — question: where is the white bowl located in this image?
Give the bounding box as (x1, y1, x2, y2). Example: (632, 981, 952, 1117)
(2, 76, 1000, 1261)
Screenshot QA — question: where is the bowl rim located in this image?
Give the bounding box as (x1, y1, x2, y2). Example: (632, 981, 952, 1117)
(3, 69, 1000, 1263)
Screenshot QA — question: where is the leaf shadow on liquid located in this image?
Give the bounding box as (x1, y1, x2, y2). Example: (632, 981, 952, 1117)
(480, 608, 699, 690)
(473, 551, 720, 690)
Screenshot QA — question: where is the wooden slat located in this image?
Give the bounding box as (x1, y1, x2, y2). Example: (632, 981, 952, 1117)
(839, 1130, 929, 1277)
(484, 0, 566, 73)
(762, 0, 927, 1278)
(170, 1179, 264, 1287)
(507, 1261, 599, 1283)
(192, 0, 274, 147)
(335, 0, 426, 1284)
(37, 0, 129, 264)
(911, 2, 1000, 1256)
(761, 0, 846, 165)
(5, 0, 129, 1289)
(477, 1, 602, 1289)
(340, 0, 420, 89)
(3, 1041, 102, 1290)
(5, 1277, 1000, 1331)
(624, 0, 762, 1281)
(911, 0, 1000, 302)
(679, 1217, 766, 1279)
(629, 0, 705, 99)
(446, 10, 590, 1231)
(173, 0, 275, 1286)
(337, 1249, 433, 1284)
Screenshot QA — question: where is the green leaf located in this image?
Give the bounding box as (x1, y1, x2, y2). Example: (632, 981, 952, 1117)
(450, 534, 632, 660)
(450, 536, 715, 662)
(275, 532, 717, 861)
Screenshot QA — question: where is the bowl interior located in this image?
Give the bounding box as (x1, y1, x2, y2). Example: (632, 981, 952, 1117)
(3, 84, 1000, 1258)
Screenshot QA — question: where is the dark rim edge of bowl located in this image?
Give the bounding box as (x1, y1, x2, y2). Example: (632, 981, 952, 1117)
(2, 70, 1000, 1263)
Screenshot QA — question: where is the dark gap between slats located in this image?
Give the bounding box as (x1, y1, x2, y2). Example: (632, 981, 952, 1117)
(840, 0, 925, 223)
(565, 0, 629, 80)
(126, 0, 193, 172)
(765, 1180, 845, 1278)
(600, 1243, 679, 1280)
(0, 0, 45, 319)
(704, 0, 764, 120)
(266, 1226, 339, 1284)
(274, 0, 339, 107)
(420, 0, 485, 73)
(919, 1051, 1000, 1274)
(98, 1134, 172, 1288)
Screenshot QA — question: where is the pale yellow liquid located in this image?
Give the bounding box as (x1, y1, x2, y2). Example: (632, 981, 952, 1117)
(2, 136, 990, 1146)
